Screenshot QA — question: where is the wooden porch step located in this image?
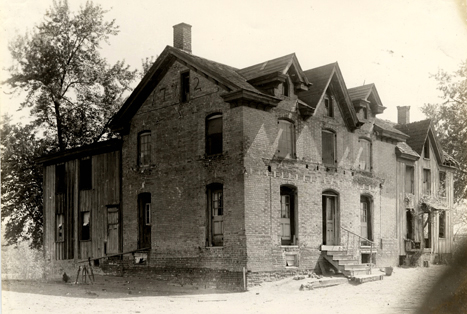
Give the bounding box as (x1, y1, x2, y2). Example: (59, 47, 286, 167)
(343, 264, 369, 270)
(321, 245, 344, 251)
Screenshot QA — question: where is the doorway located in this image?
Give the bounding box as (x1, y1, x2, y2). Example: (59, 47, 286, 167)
(138, 193, 151, 249)
(107, 206, 120, 254)
(360, 196, 372, 245)
(322, 192, 339, 245)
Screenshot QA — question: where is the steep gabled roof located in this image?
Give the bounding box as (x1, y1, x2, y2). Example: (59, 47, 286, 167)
(299, 63, 335, 109)
(299, 62, 360, 130)
(348, 84, 386, 115)
(237, 53, 310, 86)
(110, 46, 277, 131)
(395, 119, 444, 164)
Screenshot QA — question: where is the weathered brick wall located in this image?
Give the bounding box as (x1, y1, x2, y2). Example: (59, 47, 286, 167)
(121, 61, 247, 273)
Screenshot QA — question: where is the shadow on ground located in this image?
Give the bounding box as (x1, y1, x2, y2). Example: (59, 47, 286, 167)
(2, 274, 238, 299)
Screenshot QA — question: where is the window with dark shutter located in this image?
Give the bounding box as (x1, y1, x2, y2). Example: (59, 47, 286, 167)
(181, 71, 190, 102)
(206, 114, 223, 155)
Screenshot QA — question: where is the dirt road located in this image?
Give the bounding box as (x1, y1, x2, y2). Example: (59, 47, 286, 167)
(2, 265, 465, 314)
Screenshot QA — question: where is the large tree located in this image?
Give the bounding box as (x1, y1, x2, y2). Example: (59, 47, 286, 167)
(2, 0, 138, 248)
(5, 0, 137, 151)
(0, 117, 52, 249)
(422, 60, 467, 203)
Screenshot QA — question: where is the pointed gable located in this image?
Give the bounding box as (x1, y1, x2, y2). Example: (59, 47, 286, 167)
(348, 84, 386, 116)
(299, 62, 360, 130)
(395, 119, 444, 164)
(109, 46, 279, 132)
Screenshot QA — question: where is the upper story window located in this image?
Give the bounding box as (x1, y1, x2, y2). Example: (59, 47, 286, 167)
(283, 78, 290, 97)
(439, 171, 446, 197)
(322, 129, 336, 166)
(56, 163, 66, 194)
(277, 119, 295, 158)
(358, 138, 371, 171)
(206, 114, 223, 156)
(138, 131, 151, 167)
(423, 138, 430, 159)
(181, 70, 190, 103)
(362, 106, 368, 120)
(423, 169, 431, 195)
(79, 157, 92, 190)
(405, 165, 414, 194)
(324, 91, 334, 117)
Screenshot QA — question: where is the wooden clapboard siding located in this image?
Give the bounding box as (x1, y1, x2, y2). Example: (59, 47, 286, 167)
(41, 140, 122, 261)
(44, 165, 56, 261)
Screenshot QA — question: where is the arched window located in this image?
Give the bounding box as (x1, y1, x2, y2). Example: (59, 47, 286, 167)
(358, 138, 372, 171)
(280, 186, 297, 245)
(206, 114, 223, 155)
(138, 131, 151, 166)
(277, 119, 295, 158)
(322, 129, 336, 166)
(207, 183, 224, 246)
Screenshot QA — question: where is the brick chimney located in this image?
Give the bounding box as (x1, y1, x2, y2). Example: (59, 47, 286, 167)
(173, 23, 192, 53)
(397, 106, 410, 125)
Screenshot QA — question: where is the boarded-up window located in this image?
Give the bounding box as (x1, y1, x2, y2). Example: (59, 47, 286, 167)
(423, 169, 431, 195)
(206, 114, 223, 155)
(322, 130, 336, 166)
(56, 214, 64, 242)
(79, 157, 92, 190)
(56, 164, 66, 194)
(138, 131, 151, 166)
(181, 71, 190, 102)
(277, 120, 295, 158)
(439, 171, 446, 197)
(405, 166, 414, 194)
(81, 211, 91, 241)
(439, 211, 446, 238)
(145, 203, 151, 225)
(359, 139, 371, 171)
(207, 184, 223, 247)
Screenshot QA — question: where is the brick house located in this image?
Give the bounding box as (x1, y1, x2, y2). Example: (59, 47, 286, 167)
(39, 23, 456, 287)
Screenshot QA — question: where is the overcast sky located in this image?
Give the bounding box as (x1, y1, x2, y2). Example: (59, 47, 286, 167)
(1, 0, 466, 124)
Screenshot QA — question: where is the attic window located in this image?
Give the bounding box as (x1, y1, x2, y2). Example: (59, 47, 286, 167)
(324, 92, 333, 117)
(181, 71, 190, 102)
(283, 78, 290, 97)
(362, 106, 368, 120)
(423, 139, 430, 159)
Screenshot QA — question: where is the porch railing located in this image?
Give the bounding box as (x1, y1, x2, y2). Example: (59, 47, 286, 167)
(341, 226, 375, 273)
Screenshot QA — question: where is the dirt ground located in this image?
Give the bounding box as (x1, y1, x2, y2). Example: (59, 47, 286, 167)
(2, 265, 466, 314)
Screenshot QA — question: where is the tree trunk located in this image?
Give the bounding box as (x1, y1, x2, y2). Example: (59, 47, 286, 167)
(53, 100, 65, 151)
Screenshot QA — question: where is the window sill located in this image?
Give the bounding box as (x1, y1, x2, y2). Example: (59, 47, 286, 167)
(285, 266, 299, 269)
(280, 245, 299, 248)
(205, 246, 224, 249)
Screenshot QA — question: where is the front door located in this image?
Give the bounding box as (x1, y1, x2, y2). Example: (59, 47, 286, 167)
(138, 193, 151, 249)
(107, 207, 120, 254)
(322, 194, 338, 245)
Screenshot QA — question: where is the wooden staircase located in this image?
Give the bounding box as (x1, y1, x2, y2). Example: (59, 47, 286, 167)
(321, 245, 384, 283)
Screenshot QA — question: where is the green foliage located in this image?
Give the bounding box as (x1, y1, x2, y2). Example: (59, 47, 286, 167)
(422, 60, 467, 203)
(0, 117, 53, 249)
(1, 0, 138, 249)
(5, 0, 137, 150)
